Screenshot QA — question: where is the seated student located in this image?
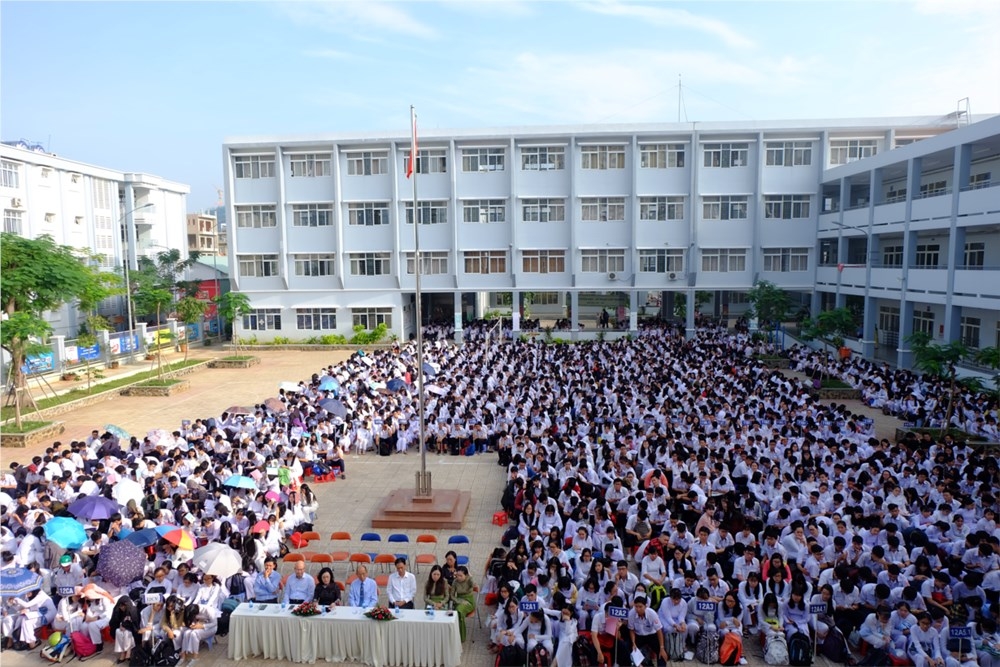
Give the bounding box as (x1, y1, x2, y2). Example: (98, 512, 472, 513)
(908, 612, 946, 667)
(780, 586, 812, 640)
(493, 597, 525, 649)
(518, 609, 553, 655)
(179, 601, 218, 666)
(591, 595, 630, 667)
(686, 586, 718, 644)
(858, 604, 894, 655)
(628, 594, 669, 666)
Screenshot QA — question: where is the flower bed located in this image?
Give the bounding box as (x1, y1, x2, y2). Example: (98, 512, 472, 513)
(1, 421, 65, 448)
(120, 379, 191, 397)
(208, 356, 261, 369)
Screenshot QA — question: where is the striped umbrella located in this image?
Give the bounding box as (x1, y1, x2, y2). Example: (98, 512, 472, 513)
(0, 567, 42, 597)
(155, 526, 195, 551)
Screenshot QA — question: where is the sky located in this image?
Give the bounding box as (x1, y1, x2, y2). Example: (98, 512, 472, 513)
(2, 0, 999, 212)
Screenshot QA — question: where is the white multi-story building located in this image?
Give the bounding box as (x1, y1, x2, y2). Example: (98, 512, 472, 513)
(0, 141, 190, 335)
(222, 114, 1000, 363)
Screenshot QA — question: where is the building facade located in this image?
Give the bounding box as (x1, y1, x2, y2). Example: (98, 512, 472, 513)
(222, 115, 999, 361)
(187, 212, 221, 255)
(0, 141, 190, 335)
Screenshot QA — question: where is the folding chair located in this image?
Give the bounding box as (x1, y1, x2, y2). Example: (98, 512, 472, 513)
(447, 535, 471, 567)
(301, 531, 321, 543)
(330, 532, 352, 572)
(360, 532, 382, 561)
(414, 534, 438, 573)
(309, 553, 333, 575)
(374, 553, 396, 573)
(387, 533, 410, 561)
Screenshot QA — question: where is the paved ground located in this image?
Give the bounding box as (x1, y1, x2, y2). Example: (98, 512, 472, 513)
(0, 346, 899, 666)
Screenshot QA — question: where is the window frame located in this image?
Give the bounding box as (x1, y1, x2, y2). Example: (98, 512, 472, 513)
(242, 308, 282, 331)
(461, 147, 506, 173)
(291, 203, 334, 227)
(639, 143, 685, 169)
(638, 196, 685, 221)
(348, 252, 391, 276)
(762, 247, 809, 272)
(763, 195, 811, 220)
(520, 146, 565, 171)
(580, 249, 626, 273)
(352, 307, 393, 329)
(347, 202, 389, 227)
(829, 139, 878, 165)
(963, 241, 985, 269)
(581, 145, 626, 170)
(522, 198, 566, 223)
(235, 204, 277, 229)
(521, 250, 566, 274)
(292, 253, 336, 277)
(702, 195, 749, 220)
(702, 143, 749, 168)
(3, 209, 22, 234)
(637, 249, 684, 273)
(580, 197, 626, 222)
(462, 199, 507, 224)
(764, 141, 812, 167)
(701, 248, 747, 273)
(346, 151, 389, 176)
(233, 155, 276, 179)
(1, 160, 20, 188)
(296, 308, 337, 330)
(404, 251, 448, 275)
(404, 200, 448, 225)
(237, 254, 279, 278)
(463, 250, 507, 274)
(288, 153, 332, 178)
(402, 149, 447, 174)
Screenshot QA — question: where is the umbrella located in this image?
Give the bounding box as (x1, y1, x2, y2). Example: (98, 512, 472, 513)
(386, 378, 406, 393)
(264, 490, 280, 502)
(67, 495, 119, 521)
(251, 520, 270, 534)
(79, 583, 115, 604)
(422, 362, 439, 377)
(123, 528, 161, 548)
(192, 543, 242, 579)
(318, 377, 340, 392)
(318, 398, 347, 418)
(225, 405, 253, 415)
(44, 517, 87, 550)
(156, 526, 195, 551)
(223, 475, 257, 490)
(263, 397, 284, 412)
(104, 424, 131, 442)
(96, 542, 146, 587)
(279, 381, 302, 393)
(111, 478, 144, 510)
(146, 429, 171, 446)
(0, 567, 42, 597)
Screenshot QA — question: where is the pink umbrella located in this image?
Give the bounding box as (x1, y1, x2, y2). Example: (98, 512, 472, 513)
(252, 520, 270, 533)
(265, 490, 280, 502)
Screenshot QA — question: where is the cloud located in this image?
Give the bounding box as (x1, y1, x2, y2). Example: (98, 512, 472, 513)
(301, 48, 356, 60)
(279, 1, 438, 40)
(580, 1, 755, 50)
(436, 0, 534, 18)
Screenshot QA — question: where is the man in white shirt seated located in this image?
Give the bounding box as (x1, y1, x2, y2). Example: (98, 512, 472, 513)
(386, 558, 417, 609)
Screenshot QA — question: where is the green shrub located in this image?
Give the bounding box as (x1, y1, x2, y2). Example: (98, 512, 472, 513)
(268, 336, 292, 345)
(320, 334, 348, 345)
(349, 323, 388, 345)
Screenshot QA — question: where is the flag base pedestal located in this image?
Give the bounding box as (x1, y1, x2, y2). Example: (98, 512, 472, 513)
(371, 488, 470, 529)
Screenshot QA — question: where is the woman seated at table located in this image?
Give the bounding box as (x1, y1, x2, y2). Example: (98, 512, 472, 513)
(424, 565, 451, 611)
(447, 566, 477, 643)
(314, 567, 341, 607)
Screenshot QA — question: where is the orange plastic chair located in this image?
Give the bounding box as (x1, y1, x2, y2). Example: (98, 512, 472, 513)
(349, 553, 372, 567)
(282, 553, 305, 564)
(330, 532, 352, 570)
(310, 553, 334, 574)
(414, 534, 437, 573)
(336, 581, 345, 592)
(375, 574, 390, 588)
(301, 531, 321, 542)
(374, 553, 396, 573)
(330, 531, 352, 542)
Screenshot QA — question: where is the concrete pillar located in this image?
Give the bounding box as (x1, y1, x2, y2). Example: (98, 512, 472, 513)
(898, 299, 915, 369)
(861, 296, 878, 358)
(51, 335, 67, 372)
(664, 292, 676, 321)
(943, 304, 962, 346)
(167, 318, 179, 350)
(136, 323, 149, 354)
(629, 291, 638, 333)
(96, 329, 111, 365)
(511, 291, 521, 333)
(569, 291, 579, 335)
(685, 288, 696, 339)
(453, 293, 464, 344)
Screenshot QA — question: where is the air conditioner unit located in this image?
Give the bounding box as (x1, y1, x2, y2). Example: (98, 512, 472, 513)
(668, 272, 678, 281)
(608, 272, 617, 280)
(11, 198, 22, 208)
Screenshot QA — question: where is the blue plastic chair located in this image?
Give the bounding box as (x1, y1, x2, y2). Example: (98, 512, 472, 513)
(360, 532, 382, 561)
(387, 533, 410, 562)
(447, 535, 470, 567)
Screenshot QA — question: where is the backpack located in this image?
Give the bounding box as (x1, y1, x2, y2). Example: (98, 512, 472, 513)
(666, 631, 686, 661)
(719, 632, 743, 666)
(40, 635, 74, 663)
(764, 634, 789, 665)
(71, 631, 98, 659)
(820, 628, 850, 664)
(530, 645, 550, 667)
(129, 642, 154, 667)
(497, 644, 526, 667)
(227, 573, 247, 599)
(647, 583, 667, 611)
(573, 635, 598, 667)
(696, 630, 720, 664)
(788, 631, 813, 666)
(151, 638, 180, 667)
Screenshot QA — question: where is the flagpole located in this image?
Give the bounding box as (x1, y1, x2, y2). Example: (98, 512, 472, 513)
(410, 105, 430, 497)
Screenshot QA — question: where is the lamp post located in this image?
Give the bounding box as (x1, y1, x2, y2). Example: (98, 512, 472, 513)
(120, 202, 155, 333)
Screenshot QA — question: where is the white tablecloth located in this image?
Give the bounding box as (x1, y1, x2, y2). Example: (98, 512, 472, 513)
(228, 604, 462, 667)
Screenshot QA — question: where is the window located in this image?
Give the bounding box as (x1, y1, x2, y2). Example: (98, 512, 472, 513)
(291, 203, 333, 227)
(764, 195, 811, 219)
(702, 195, 748, 220)
(522, 198, 565, 223)
(639, 196, 684, 221)
(639, 143, 685, 168)
(463, 250, 507, 274)
(701, 249, 747, 272)
(235, 204, 277, 228)
(531, 292, 560, 305)
(765, 141, 812, 166)
(3, 209, 21, 234)
(969, 172, 992, 189)
(292, 253, 335, 277)
(581, 249, 626, 273)
(296, 308, 337, 330)
(347, 202, 389, 226)
(233, 155, 275, 179)
(238, 254, 279, 277)
(879, 307, 900, 337)
(960, 316, 981, 349)
(1, 160, 20, 188)
(918, 180, 947, 197)
(462, 200, 506, 224)
(352, 308, 392, 329)
(404, 200, 448, 225)
(405, 251, 448, 275)
(912, 310, 934, 337)
(402, 149, 447, 174)
(638, 249, 684, 273)
(914, 244, 940, 268)
(289, 153, 331, 177)
(702, 143, 749, 168)
(580, 197, 625, 222)
(521, 146, 565, 171)
(461, 148, 505, 172)
(93, 180, 114, 209)
(893, 137, 927, 148)
(762, 247, 809, 272)
(963, 242, 985, 269)
(819, 239, 838, 266)
(243, 308, 282, 331)
(829, 139, 877, 165)
(882, 245, 904, 267)
(581, 145, 625, 170)
(885, 186, 907, 203)
(522, 250, 566, 274)
(348, 252, 391, 276)
(346, 151, 388, 176)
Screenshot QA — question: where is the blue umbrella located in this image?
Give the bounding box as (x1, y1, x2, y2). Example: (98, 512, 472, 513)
(104, 424, 131, 442)
(44, 517, 87, 550)
(386, 378, 406, 392)
(422, 362, 438, 377)
(222, 475, 257, 490)
(318, 398, 347, 418)
(68, 495, 119, 521)
(0, 567, 42, 598)
(318, 377, 340, 392)
(123, 528, 160, 547)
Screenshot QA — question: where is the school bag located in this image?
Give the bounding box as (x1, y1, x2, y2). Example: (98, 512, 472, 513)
(151, 638, 180, 667)
(530, 644, 550, 667)
(696, 629, 720, 664)
(666, 631, 686, 661)
(496, 644, 526, 667)
(719, 632, 743, 666)
(71, 631, 98, 659)
(820, 627, 850, 664)
(764, 633, 789, 665)
(573, 635, 598, 666)
(647, 583, 667, 611)
(788, 631, 813, 666)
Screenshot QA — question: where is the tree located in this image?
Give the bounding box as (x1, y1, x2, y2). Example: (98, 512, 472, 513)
(976, 346, 1000, 404)
(747, 280, 793, 328)
(133, 286, 173, 378)
(799, 307, 857, 383)
(1, 233, 120, 427)
(214, 291, 252, 349)
(175, 296, 208, 361)
(673, 291, 712, 320)
(907, 332, 980, 430)
(131, 249, 200, 376)
(76, 314, 110, 392)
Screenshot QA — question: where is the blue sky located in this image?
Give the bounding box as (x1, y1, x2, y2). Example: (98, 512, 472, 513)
(3, 0, 998, 212)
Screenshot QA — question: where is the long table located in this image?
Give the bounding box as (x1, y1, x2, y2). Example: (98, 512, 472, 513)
(228, 604, 463, 667)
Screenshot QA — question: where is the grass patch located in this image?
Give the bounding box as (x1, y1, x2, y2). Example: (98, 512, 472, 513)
(820, 378, 851, 389)
(137, 379, 181, 387)
(0, 359, 204, 422)
(2, 420, 53, 433)
(221, 355, 255, 361)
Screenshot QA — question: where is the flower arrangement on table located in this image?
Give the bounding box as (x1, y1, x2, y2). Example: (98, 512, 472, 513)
(291, 601, 323, 617)
(364, 606, 397, 621)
